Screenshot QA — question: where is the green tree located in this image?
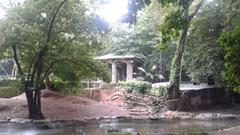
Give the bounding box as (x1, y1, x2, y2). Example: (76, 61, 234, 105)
(220, 19, 240, 93)
(158, 0, 204, 99)
(0, 0, 108, 119)
(219, 0, 240, 93)
(183, 0, 225, 83)
(103, 1, 175, 82)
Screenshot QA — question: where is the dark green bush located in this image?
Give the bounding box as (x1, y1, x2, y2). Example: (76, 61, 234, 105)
(50, 79, 65, 91)
(118, 80, 152, 94)
(0, 79, 22, 97)
(50, 78, 82, 95)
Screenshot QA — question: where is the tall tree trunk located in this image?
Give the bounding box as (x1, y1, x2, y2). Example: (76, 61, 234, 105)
(25, 80, 44, 119)
(26, 93, 44, 119)
(26, 0, 68, 119)
(168, 25, 189, 99)
(12, 0, 69, 119)
(167, 0, 204, 99)
(167, 0, 190, 99)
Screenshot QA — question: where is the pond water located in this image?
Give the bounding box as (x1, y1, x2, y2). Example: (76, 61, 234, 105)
(0, 119, 240, 135)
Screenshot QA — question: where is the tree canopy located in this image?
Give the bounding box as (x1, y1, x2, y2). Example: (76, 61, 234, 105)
(183, 0, 225, 83)
(0, 0, 109, 119)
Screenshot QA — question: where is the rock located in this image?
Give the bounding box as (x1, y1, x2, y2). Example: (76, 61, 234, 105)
(108, 91, 124, 101)
(111, 95, 120, 100)
(6, 117, 11, 121)
(107, 128, 140, 135)
(123, 92, 166, 116)
(194, 113, 213, 120)
(10, 118, 31, 123)
(200, 99, 212, 108)
(107, 128, 120, 133)
(191, 96, 202, 110)
(166, 99, 181, 111)
(132, 102, 147, 107)
(177, 94, 192, 111)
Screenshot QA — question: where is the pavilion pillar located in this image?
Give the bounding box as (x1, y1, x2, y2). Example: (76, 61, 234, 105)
(126, 61, 133, 81)
(111, 60, 117, 83)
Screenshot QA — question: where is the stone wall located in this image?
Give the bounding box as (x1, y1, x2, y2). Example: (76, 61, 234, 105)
(79, 89, 118, 102)
(167, 87, 227, 111)
(186, 87, 226, 110)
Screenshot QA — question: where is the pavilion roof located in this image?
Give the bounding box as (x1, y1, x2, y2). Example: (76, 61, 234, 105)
(95, 54, 136, 60)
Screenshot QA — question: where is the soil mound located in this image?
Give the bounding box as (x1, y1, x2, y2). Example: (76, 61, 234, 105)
(41, 90, 64, 99)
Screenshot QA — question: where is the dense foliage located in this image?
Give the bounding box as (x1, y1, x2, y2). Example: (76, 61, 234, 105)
(118, 80, 152, 94)
(0, 0, 110, 89)
(102, 0, 240, 96)
(159, 0, 204, 99)
(183, 0, 225, 83)
(103, 1, 175, 82)
(0, 0, 110, 119)
(220, 19, 240, 93)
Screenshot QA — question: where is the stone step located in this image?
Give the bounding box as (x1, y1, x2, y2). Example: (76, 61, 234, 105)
(123, 101, 148, 107)
(129, 111, 150, 116)
(129, 109, 149, 113)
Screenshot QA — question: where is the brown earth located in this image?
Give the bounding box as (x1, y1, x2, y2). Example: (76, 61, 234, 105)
(1, 89, 240, 134)
(0, 89, 130, 120)
(1, 89, 240, 122)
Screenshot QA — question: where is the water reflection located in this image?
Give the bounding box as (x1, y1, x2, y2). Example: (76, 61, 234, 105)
(0, 119, 239, 135)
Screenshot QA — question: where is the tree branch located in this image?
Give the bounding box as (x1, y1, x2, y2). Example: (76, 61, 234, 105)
(11, 45, 23, 76)
(40, 61, 56, 84)
(40, 37, 76, 82)
(188, 0, 204, 21)
(32, 0, 68, 86)
(46, 0, 68, 43)
(26, 54, 37, 82)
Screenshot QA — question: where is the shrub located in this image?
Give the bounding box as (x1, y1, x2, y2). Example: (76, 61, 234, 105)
(118, 80, 152, 94)
(0, 79, 22, 97)
(50, 78, 82, 95)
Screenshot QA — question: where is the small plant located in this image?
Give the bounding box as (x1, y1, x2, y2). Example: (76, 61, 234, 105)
(50, 77, 82, 95)
(118, 80, 152, 94)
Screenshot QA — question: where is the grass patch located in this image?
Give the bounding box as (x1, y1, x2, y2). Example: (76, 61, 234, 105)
(177, 128, 207, 135)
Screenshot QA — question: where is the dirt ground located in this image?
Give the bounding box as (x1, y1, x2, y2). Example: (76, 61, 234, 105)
(1, 89, 240, 134)
(0, 89, 129, 120)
